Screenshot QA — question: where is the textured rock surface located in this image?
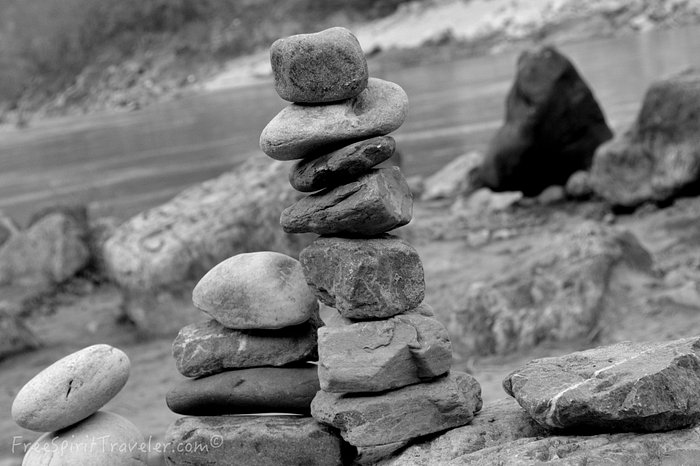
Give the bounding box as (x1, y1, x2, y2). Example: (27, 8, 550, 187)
(173, 318, 319, 378)
(318, 313, 451, 392)
(380, 398, 550, 465)
(311, 372, 482, 447)
(22, 411, 147, 466)
(503, 336, 700, 432)
(422, 151, 484, 201)
(290, 136, 395, 192)
(192, 251, 318, 329)
(103, 156, 307, 291)
(449, 222, 653, 355)
(590, 68, 700, 208)
(166, 365, 319, 415)
(12, 344, 129, 432)
(281, 167, 413, 236)
(300, 235, 424, 319)
(271, 26, 368, 103)
(478, 45, 612, 196)
(165, 416, 346, 466)
(441, 425, 700, 465)
(0, 211, 89, 287)
(260, 78, 408, 160)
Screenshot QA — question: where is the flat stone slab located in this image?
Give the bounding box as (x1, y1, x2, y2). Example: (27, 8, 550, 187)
(503, 336, 700, 432)
(173, 318, 319, 378)
(260, 77, 408, 160)
(290, 136, 395, 192)
(311, 372, 482, 447)
(271, 26, 368, 103)
(192, 251, 318, 329)
(166, 365, 319, 415)
(318, 313, 451, 392)
(300, 235, 424, 319)
(165, 416, 346, 466)
(281, 167, 412, 236)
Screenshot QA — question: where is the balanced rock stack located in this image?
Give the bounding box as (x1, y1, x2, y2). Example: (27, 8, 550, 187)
(12, 345, 147, 465)
(164, 251, 346, 466)
(260, 27, 483, 463)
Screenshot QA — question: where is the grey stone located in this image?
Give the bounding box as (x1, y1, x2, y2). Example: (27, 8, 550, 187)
(271, 26, 368, 103)
(503, 336, 700, 432)
(590, 68, 700, 208)
(537, 185, 566, 205)
(173, 318, 319, 378)
(478, 45, 613, 196)
(379, 398, 550, 465)
(0, 310, 39, 361)
(565, 170, 593, 199)
(448, 222, 653, 355)
(281, 167, 413, 236)
(165, 416, 346, 466)
(0, 210, 19, 248)
(166, 365, 319, 415)
(260, 78, 408, 160)
(318, 313, 451, 392)
(290, 136, 395, 192)
(422, 151, 484, 201)
(300, 235, 424, 319)
(311, 372, 482, 447)
(192, 251, 318, 329)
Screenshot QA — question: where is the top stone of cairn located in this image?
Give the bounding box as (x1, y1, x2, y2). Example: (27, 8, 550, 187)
(271, 27, 368, 103)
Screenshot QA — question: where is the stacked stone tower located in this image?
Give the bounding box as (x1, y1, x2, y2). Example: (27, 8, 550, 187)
(260, 27, 483, 463)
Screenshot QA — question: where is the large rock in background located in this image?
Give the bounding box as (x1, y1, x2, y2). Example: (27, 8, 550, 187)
(504, 336, 700, 432)
(590, 69, 700, 208)
(478, 45, 613, 196)
(449, 222, 653, 356)
(102, 156, 309, 334)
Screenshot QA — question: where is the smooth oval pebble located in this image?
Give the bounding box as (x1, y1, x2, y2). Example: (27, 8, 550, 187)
(192, 251, 318, 329)
(22, 411, 147, 466)
(271, 26, 368, 103)
(260, 77, 408, 160)
(12, 344, 130, 432)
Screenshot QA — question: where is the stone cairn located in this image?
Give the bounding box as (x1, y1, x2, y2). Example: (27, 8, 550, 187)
(12, 345, 147, 464)
(164, 252, 346, 465)
(260, 27, 483, 463)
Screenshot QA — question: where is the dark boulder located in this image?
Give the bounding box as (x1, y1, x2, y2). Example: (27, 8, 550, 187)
(479, 45, 613, 196)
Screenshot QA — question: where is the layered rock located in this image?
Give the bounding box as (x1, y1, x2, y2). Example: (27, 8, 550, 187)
(590, 68, 700, 208)
(478, 45, 613, 196)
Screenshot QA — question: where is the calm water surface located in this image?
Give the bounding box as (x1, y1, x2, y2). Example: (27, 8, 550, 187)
(2, 26, 700, 224)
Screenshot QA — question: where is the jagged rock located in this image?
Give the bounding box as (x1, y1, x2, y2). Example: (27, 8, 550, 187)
(271, 26, 368, 104)
(443, 425, 700, 465)
(422, 151, 484, 201)
(311, 372, 482, 447)
(590, 69, 700, 208)
(300, 235, 424, 319)
(379, 398, 550, 465)
(503, 336, 700, 432)
(192, 251, 318, 329)
(260, 78, 408, 160)
(173, 318, 319, 378)
(318, 313, 451, 392)
(290, 136, 395, 192)
(281, 167, 412, 236)
(0, 310, 39, 360)
(165, 416, 346, 466)
(565, 170, 593, 199)
(166, 365, 319, 415)
(103, 156, 308, 291)
(0, 209, 90, 287)
(478, 45, 613, 196)
(448, 222, 653, 355)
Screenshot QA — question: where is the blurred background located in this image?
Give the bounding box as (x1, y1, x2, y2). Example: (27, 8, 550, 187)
(3, 0, 700, 464)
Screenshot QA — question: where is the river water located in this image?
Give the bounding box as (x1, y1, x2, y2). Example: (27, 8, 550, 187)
(2, 26, 700, 224)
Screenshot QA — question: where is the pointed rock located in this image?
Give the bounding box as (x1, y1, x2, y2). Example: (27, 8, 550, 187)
(300, 235, 424, 319)
(318, 313, 451, 392)
(503, 336, 700, 432)
(260, 78, 408, 160)
(311, 372, 482, 447)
